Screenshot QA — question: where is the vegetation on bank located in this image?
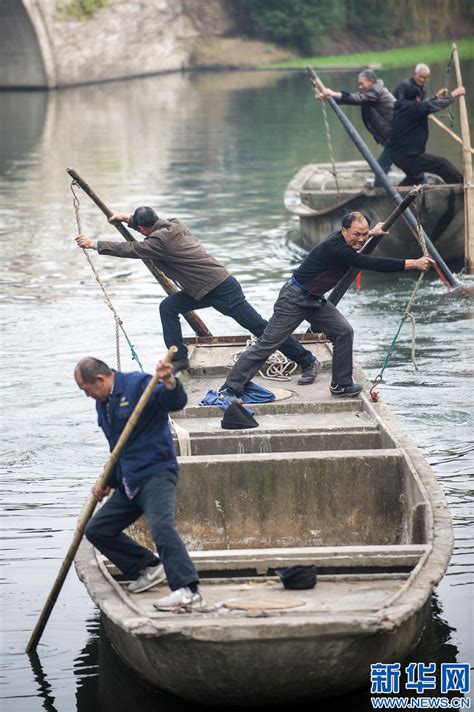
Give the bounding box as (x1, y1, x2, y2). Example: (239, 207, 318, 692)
(264, 38, 474, 70)
(56, 0, 109, 20)
(234, 0, 473, 55)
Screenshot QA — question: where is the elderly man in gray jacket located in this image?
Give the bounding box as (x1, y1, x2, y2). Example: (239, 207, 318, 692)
(319, 69, 396, 187)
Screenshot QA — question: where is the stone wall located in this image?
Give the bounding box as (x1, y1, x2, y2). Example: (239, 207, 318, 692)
(0, 0, 237, 89)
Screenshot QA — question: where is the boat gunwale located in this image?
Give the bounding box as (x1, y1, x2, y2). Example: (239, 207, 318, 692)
(284, 162, 464, 219)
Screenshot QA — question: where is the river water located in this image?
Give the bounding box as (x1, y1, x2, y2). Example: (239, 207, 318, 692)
(1, 63, 473, 711)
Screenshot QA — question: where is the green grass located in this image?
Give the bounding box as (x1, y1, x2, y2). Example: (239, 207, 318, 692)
(264, 38, 474, 70)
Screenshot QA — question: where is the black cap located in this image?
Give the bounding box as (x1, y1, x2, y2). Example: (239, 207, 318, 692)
(221, 403, 259, 430)
(275, 565, 317, 590)
(129, 206, 158, 230)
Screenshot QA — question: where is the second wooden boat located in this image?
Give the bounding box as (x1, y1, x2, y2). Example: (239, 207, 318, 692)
(285, 161, 464, 262)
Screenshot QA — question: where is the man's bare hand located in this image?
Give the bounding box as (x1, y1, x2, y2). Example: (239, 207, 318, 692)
(108, 212, 130, 224)
(436, 87, 448, 97)
(406, 256, 435, 272)
(92, 484, 111, 501)
(370, 221, 389, 237)
(156, 359, 176, 389)
(75, 234, 94, 249)
(451, 86, 466, 98)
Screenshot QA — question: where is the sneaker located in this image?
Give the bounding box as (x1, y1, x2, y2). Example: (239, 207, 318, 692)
(153, 586, 205, 610)
(172, 357, 190, 374)
(297, 359, 322, 386)
(329, 382, 363, 398)
(128, 563, 166, 594)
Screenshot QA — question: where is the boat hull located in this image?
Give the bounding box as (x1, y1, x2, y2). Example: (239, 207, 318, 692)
(75, 338, 452, 706)
(100, 601, 429, 707)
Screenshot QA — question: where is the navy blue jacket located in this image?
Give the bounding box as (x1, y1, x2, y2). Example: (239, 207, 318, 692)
(96, 370, 187, 491)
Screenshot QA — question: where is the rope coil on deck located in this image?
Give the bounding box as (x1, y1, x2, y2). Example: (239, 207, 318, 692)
(233, 337, 298, 381)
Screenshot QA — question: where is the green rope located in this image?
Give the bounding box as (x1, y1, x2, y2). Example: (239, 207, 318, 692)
(119, 323, 144, 372)
(369, 194, 428, 400)
(443, 50, 456, 128)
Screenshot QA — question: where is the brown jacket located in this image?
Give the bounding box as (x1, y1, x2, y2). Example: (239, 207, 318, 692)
(97, 217, 229, 300)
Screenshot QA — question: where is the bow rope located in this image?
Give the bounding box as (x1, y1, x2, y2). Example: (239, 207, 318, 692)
(71, 181, 143, 372)
(369, 190, 429, 401)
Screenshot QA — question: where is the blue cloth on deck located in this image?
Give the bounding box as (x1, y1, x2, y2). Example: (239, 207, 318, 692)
(199, 382, 275, 412)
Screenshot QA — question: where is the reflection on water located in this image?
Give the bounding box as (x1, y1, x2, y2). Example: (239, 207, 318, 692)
(1, 64, 473, 710)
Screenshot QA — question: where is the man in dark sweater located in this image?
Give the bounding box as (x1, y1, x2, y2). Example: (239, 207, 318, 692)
(220, 212, 433, 398)
(75, 207, 318, 384)
(319, 69, 395, 187)
(390, 84, 465, 186)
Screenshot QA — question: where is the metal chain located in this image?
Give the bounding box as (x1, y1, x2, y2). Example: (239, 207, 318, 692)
(71, 181, 143, 372)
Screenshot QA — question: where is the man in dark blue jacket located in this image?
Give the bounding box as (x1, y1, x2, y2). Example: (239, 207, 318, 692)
(75, 356, 203, 610)
(220, 213, 433, 399)
(390, 84, 465, 186)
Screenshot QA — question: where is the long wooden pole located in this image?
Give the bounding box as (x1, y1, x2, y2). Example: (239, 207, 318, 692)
(66, 168, 212, 337)
(26, 346, 178, 653)
(307, 66, 460, 290)
(428, 114, 474, 154)
(451, 43, 474, 274)
(329, 187, 421, 305)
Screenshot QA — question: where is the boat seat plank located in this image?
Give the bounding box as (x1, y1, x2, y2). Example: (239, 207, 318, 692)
(190, 545, 429, 571)
(178, 448, 402, 465)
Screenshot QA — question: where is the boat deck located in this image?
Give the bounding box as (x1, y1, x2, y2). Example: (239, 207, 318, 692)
(97, 543, 428, 626)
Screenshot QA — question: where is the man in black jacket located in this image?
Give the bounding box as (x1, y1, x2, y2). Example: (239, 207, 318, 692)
(75, 207, 319, 384)
(220, 212, 433, 399)
(319, 70, 395, 187)
(390, 84, 465, 186)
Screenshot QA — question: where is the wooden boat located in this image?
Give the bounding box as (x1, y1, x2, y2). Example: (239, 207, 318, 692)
(285, 161, 464, 262)
(75, 335, 453, 707)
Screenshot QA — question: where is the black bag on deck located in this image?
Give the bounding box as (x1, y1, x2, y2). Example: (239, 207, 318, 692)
(276, 564, 317, 590)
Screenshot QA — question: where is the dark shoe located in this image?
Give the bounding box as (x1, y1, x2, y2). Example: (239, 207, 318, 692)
(172, 357, 190, 374)
(330, 382, 362, 398)
(297, 359, 322, 386)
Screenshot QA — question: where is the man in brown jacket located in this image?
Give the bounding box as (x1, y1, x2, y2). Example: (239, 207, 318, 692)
(76, 206, 319, 382)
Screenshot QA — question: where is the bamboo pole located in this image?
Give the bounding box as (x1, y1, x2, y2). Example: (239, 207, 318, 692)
(26, 346, 178, 653)
(451, 43, 474, 274)
(308, 66, 460, 290)
(428, 114, 474, 154)
(329, 187, 421, 305)
(67, 168, 212, 337)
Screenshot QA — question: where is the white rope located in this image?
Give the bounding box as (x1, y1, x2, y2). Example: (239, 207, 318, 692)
(169, 417, 192, 456)
(233, 337, 298, 381)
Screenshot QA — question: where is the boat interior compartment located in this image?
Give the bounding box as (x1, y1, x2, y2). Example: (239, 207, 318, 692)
(127, 339, 429, 572)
